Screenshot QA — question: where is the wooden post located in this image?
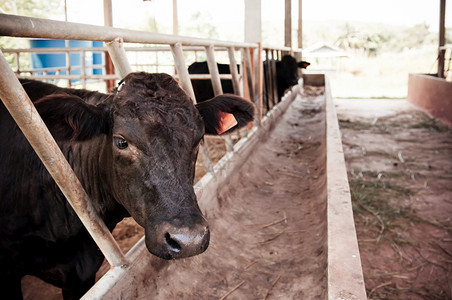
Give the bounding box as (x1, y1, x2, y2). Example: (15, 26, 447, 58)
(438, 0, 446, 78)
(298, 0, 303, 50)
(104, 0, 115, 91)
(256, 43, 263, 122)
(285, 0, 292, 48)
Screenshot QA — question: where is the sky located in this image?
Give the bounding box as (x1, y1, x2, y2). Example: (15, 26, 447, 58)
(302, 0, 448, 27)
(64, 0, 450, 27)
(60, 0, 451, 44)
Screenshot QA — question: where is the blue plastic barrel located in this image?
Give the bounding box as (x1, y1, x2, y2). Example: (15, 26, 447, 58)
(92, 41, 103, 75)
(29, 39, 93, 78)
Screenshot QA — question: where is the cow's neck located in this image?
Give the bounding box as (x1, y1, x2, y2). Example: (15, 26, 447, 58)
(61, 136, 128, 230)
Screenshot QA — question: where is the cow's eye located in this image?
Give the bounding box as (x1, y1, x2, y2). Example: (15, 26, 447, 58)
(114, 137, 128, 149)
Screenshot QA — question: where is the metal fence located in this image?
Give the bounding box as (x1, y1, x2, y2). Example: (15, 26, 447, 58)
(439, 44, 452, 80)
(0, 13, 301, 273)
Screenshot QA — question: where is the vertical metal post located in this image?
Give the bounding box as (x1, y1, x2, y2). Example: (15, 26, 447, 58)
(262, 49, 273, 110)
(106, 37, 133, 79)
(0, 51, 128, 267)
(170, 43, 196, 100)
(155, 51, 159, 73)
(227, 47, 242, 96)
(255, 45, 263, 123)
(65, 50, 71, 87)
(170, 43, 214, 174)
(205, 45, 223, 96)
(14, 51, 20, 74)
(81, 50, 86, 88)
(205, 45, 233, 152)
(271, 50, 278, 104)
(242, 47, 254, 103)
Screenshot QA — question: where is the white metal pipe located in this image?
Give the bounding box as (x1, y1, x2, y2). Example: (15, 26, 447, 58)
(256, 44, 263, 122)
(170, 43, 215, 174)
(0, 51, 128, 267)
(205, 46, 234, 151)
(227, 47, 242, 96)
(242, 47, 254, 103)
(17, 75, 118, 80)
(1, 46, 233, 54)
(170, 43, 196, 101)
(106, 38, 133, 78)
(205, 45, 223, 96)
(438, 0, 446, 78)
(187, 74, 233, 80)
(0, 14, 256, 48)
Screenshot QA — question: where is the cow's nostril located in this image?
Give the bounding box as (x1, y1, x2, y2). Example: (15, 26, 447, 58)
(165, 232, 181, 253)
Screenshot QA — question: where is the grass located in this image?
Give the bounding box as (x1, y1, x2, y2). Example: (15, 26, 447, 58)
(410, 119, 452, 133)
(349, 177, 414, 224)
(339, 120, 391, 134)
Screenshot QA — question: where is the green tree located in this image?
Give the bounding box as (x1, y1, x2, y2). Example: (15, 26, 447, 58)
(1, 0, 64, 70)
(1, 0, 63, 19)
(402, 23, 433, 49)
(180, 11, 219, 39)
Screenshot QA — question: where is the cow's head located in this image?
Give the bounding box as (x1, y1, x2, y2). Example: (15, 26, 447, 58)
(277, 55, 302, 88)
(276, 55, 310, 98)
(34, 72, 255, 260)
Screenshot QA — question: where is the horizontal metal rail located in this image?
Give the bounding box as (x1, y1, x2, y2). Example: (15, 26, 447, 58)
(0, 14, 257, 48)
(1, 45, 238, 54)
(17, 74, 118, 80)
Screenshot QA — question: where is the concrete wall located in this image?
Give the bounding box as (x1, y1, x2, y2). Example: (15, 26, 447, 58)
(407, 73, 452, 127)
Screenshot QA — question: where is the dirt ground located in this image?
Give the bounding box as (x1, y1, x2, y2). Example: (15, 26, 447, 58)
(336, 98, 452, 299)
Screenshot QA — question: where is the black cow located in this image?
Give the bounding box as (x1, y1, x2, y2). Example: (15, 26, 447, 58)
(0, 72, 254, 299)
(188, 55, 310, 105)
(274, 55, 310, 100)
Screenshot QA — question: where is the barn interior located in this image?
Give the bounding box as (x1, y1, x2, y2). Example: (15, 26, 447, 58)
(0, 0, 450, 299)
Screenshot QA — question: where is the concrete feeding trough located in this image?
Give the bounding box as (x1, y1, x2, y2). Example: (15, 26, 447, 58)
(83, 74, 366, 299)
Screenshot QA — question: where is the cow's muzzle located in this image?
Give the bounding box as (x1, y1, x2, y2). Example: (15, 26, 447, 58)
(145, 218, 210, 260)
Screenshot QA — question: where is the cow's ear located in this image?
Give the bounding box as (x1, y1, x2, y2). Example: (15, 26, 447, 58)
(195, 94, 255, 135)
(34, 94, 109, 141)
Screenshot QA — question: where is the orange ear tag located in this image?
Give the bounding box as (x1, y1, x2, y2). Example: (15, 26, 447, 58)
(216, 112, 238, 135)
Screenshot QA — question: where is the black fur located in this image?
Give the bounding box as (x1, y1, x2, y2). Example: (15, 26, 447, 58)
(0, 73, 254, 299)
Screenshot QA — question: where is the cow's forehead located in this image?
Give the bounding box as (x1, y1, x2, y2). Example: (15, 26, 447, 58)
(118, 72, 189, 100)
(107, 73, 203, 139)
(111, 72, 196, 116)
